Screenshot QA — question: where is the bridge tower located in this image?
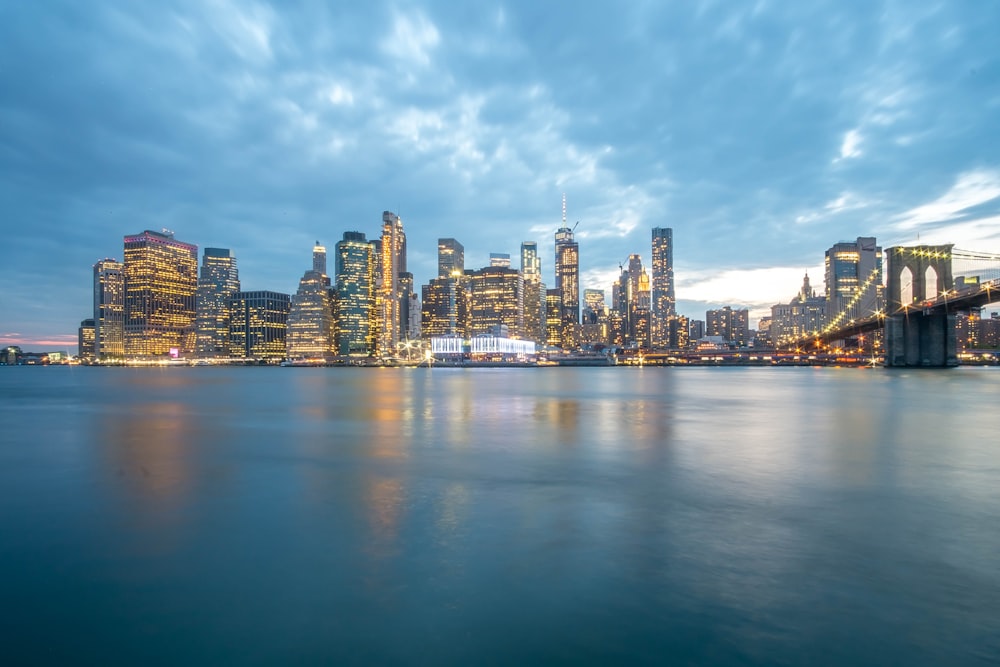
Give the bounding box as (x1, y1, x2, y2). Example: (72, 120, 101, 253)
(884, 244, 957, 367)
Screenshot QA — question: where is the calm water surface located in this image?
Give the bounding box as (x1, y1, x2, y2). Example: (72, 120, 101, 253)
(2, 366, 999, 665)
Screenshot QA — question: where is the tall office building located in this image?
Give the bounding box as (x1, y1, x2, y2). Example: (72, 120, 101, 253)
(377, 211, 406, 356)
(313, 241, 327, 278)
(123, 230, 198, 356)
(554, 200, 580, 348)
(286, 270, 335, 359)
(545, 288, 562, 347)
(490, 253, 511, 268)
(438, 238, 464, 278)
(770, 273, 827, 346)
(706, 306, 750, 347)
(651, 227, 675, 347)
(335, 232, 376, 356)
(93, 258, 124, 358)
(229, 291, 290, 360)
(78, 319, 95, 361)
(421, 275, 469, 338)
(468, 266, 523, 337)
(825, 237, 883, 320)
(195, 248, 240, 357)
(520, 241, 545, 343)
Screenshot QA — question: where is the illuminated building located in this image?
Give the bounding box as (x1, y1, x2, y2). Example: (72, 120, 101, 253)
(490, 253, 511, 268)
(979, 312, 1000, 348)
(825, 237, 882, 320)
(286, 270, 335, 359)
(228, 291, 290, 359)
(377, 211, 406, 356)
(421, 275, 468, 338)
(313, 241, 328, 278)
(706, 306, 750, 347)
(78, 319, 95, 360)
(468, 266, 523, 337)
(651, 227, 675, 347)
(123, 230, 198, 356)
(770, 273, 828, 346)
(334, 231, 376, 356)
(437, 238, 464, 278)
(545, 288, 562, 347)
(399, 271, 415, 343)
(554, 197, 579, 347)
(93, 258, 124, 358)
(520, 241, 545, 343)
(581, 289, 608, 346)
(666, 314, 690, 349)
(195, 248, 240, 357)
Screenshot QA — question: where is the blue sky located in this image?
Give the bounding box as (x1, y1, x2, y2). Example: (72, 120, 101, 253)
(2, 0, 999, 348)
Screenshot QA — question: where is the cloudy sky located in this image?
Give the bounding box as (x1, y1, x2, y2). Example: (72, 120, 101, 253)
(2, 0, 999, 349)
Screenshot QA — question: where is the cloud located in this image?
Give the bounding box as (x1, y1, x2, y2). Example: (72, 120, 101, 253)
(894, 170, 1000, 229)
(382, 9, 440, 67)
(836, 128, 863, 161)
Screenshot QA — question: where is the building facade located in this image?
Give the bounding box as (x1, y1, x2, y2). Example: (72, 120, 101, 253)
(335, 232, 376, 356)
(825, 237, 883, 323)
(770, 273, 827, 347)
(229, 291, 290, 360)
(377, 211, 406, 356)
(123, 230, 199, 356)
(437, 238, 464, 278)
(467, 267, 523, 337)
(706, 306, 750, 347)
(286, 270, 335, 359)
(195, 248, 240, 357)
(651, 227, 675, 347)
(93, 258, 124, 358)
(555, 224, 579, 348)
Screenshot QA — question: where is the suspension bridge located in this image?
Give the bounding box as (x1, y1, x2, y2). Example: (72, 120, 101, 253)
(782, 244, 1000, 367)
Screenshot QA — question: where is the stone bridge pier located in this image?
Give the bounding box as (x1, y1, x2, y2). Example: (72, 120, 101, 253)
(884, 245, 958, 367)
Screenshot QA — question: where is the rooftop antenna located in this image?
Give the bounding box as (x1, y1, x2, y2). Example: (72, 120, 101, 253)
(562, 194, 567, 227)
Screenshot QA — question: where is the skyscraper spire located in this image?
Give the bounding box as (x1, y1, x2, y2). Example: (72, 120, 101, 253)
(562, 193, 567, 226)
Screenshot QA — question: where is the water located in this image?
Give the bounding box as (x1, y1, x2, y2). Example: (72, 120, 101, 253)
(2, 366, 999, 665)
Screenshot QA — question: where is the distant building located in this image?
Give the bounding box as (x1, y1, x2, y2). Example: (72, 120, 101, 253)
(825, 237, 883, 324)
(706, 306, 750, 347)
(377, 212, 406, 356)
(437, 238, 464, 278)
(545, 288, 563, 348)
(229, 291, 290, 360)
(770, 273, 827, 347)
(123, 230, 198, 356)
(521, 242, 546, 343)
(196, 248, 240, 357)
(467, 266, 523, 337)
(78, 319, 95, 360)
(555, 206, 580, 347)
(651, 227, 675, 347)
(286, 270, 335, 359)
(93, 258, 124, 358)
(689, 319, 705, 342)
(421, 275, 468, 338)
(336, 230, 376, 355)
(489, 252, 511, 268)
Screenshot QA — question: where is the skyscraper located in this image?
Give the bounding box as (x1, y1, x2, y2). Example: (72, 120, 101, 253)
(228, 291, 290, 360)
(123, 230, 198, 356)
(421, 275, 468, 338)
(78, 319, 95, 361)
(313, 241, 327, 278)
(651, 227, 675, 347)
(377, 211, 406, 356)
(521, 241, 545, 343)
(825, 237, 883, 321)
(93, 258, 124, 358)
(195, 248, 240, 357)
(335, 232, 375, 356)
(286, 270, 335, 360)
(706, 306, 750, 347)
(437, 238, 464, 278)
(554, 200, 579, 348)
(468, 266, 523, 337)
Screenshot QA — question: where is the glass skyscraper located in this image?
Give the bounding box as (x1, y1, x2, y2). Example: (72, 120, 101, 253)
(651, 227, 675, 347)
(378, 211, 406, 356)
(195, 248, 240, 357)
(229, 291, 290, 360)
(437, 238, 464, 278)
(467, 266, 523, 337)
(123, 230, 198, 356)
(555, 224, 579, 348)
(825, 237, 883, 320)
(335, 231, 376, 356)
(286, 270, 335, 360)
(93, 258, 124, 358)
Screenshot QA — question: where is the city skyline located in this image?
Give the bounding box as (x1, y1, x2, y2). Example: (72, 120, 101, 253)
(3, 2, 1000, 348)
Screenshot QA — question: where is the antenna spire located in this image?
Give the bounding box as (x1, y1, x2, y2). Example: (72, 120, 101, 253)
(561, 193, 567, 226)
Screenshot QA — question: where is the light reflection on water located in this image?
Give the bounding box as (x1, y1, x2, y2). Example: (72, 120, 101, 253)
(1, 366, 999, 665)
